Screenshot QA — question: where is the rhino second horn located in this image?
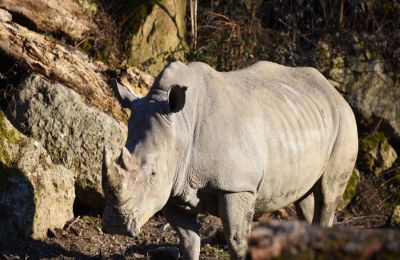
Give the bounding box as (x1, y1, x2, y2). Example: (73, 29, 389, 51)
(121, 147, 139, 172)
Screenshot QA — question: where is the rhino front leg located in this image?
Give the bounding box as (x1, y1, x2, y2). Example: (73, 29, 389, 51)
(218, 192, 256, 260)
(162, 203, 201, 260)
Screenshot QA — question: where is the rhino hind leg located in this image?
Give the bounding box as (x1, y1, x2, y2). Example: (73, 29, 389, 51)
(313, 105, 358, 227)
(294, 190, 315, 223)
(218, 192, 256, 260)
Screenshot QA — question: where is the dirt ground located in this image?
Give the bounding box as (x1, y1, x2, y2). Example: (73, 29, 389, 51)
(0, 204, 390, 260)
(0, 214, 229, 260)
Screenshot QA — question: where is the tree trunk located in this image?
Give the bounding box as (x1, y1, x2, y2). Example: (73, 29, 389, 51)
(0, 0, 96, 41)
(248, 220, 400, 259)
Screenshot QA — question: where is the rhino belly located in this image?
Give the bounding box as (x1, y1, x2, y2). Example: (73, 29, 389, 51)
(254, 148, 328, 213)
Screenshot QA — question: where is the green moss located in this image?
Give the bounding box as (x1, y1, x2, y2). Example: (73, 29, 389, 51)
(0, 111, 23, 167)
(79, 38, 113, 65)
(343, 169, 359, 203)
(391, 205, 400, 228)
(360, 132, 386, 152)
(75, 0, 98, 17)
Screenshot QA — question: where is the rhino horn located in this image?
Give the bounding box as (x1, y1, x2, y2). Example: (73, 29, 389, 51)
(102, 147, 126, 188)
(121, 147, 139, 172)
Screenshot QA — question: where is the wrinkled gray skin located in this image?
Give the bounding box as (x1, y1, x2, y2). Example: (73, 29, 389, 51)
(102, 61, 358, 260)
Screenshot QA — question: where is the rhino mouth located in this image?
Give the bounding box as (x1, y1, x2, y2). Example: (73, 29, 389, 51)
(102, 203, 141, 237)
(102, 218, 139, 237)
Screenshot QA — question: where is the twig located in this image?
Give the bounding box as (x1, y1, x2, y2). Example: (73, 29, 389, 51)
(75, 36, 95, 48)
(339, 215, 387, 224)
(379, 167, 400, 189)
(65, 216, 81, 231)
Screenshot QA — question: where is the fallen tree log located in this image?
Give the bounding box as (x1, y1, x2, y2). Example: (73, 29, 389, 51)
(0, 0, 96, 40)
(0, 15, 152, 122)
(248, 220, 400, 259)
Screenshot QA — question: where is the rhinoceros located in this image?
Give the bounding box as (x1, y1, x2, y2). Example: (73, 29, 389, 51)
(102, 61, 358, 260)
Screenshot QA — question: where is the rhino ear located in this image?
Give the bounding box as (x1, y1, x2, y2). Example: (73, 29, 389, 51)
(110, 78, 140, 108)
(167, 85, 187, 113)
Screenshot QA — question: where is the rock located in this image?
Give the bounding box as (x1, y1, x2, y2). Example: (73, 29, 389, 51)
(0, 8, 11, 22)
(129, 0, 187, 75)
(0, 20, 126, 122)
(340, 59, 400, 134)
(315, 41, 400, 140)
(360, 132, 397, 175)
(391, 205, 400, 228)
(0, 110, 75, 240)
(8, 74, 127, 212)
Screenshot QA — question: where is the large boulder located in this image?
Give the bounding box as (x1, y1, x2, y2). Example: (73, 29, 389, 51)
(8, 75, 127, 212)
(0, 110, 75, 240)
(314, 40, 400, 140)
(129, 0, 187, 75)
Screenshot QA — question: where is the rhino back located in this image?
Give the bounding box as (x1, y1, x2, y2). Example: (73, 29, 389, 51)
(181, 62, 343, 208)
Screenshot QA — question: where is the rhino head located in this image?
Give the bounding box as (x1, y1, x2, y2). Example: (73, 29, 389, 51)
(102, 79, 187, 237)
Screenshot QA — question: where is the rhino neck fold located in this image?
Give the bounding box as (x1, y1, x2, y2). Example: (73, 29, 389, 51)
(160, 62, 207, 202)
(170, 111, 196, 199)
(171, 100, 204, 201)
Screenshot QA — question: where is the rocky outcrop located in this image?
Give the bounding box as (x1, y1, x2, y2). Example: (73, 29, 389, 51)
(314, 40, 400, 140)
(0, 110, 75, 240)
(0, 16, 126, 122)
(129, 0, 187, 75)
(8, 75, 127, 211)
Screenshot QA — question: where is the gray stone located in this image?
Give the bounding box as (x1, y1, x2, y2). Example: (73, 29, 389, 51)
(0, 110, 75, 240)
(129, 0, 187, 76)
(0, 8, 11, 22)
(9, 74, 127, 211)
(317, 42, 400, 140)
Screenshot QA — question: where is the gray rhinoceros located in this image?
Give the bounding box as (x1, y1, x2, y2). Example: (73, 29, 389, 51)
(102, 61, 358, 260)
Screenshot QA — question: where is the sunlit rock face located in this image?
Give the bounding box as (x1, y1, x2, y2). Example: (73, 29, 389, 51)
(314, 40, 400, 140)
(0, 109, 75, 240)
(8, 74, 126, 212)
(128, 0, 187, 76)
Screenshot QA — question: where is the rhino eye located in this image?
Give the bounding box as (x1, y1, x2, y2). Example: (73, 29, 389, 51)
(150, 172, 156, 184)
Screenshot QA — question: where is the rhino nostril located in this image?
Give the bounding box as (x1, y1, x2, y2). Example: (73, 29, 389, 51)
(127, 228, 136, 237)
(127, 221, 137, 237)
